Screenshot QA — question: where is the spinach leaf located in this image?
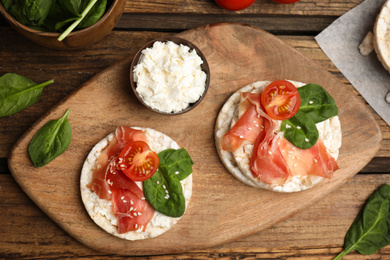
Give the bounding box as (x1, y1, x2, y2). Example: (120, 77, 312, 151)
(78, 0, 106, 28)
(281, 83, 338, 149)
(143, 148, 194, 217)
(143, 166, 186, 217)
(0, 73, 54, 117)
(6, 0, 55, 26)
(297, 83, 338, 123)
(334, 184, 390, 260)
(158, 148, 194, 181)
(57, 0, 98, 41)
(28, 109, 72, 167)
(2, 0, 108, 39)
(281, 111, 319, 149)
(1, 0, 15, 10)
(59, 0, 86, 16)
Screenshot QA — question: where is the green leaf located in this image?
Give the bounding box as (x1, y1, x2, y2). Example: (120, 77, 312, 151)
(158, 148, 194, 181)
(78, 0, 106, 28)
(143, 148, 193, 217)
(0, 73, 54, 117)
(281, 110, 319, 149)
(5, 0, 55, 27)
(143, 165, 186, 217)
(1, 0, 16, 10)
(59, 0, 85, 15)
(334, 184, 390, 260)
(57, 0, 97, 41)
(24, 0, 55, 25)
(281, 83, 337, 149)
(297, 83, 338, 123)
(28, 109, 72, 167)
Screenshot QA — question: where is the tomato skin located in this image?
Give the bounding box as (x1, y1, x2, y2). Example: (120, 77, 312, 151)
(118, 141, 159, 181)
(272, 0, 300, 4)
(215, 0, 256, 11)
(260, 80, 301, 120)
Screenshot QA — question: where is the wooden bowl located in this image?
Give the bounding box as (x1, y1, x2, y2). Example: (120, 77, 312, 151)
(130, 36, 211, 115)
(0, 0, 126, 50)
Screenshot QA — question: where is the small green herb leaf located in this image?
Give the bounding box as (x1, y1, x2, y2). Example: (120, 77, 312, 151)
(28, 109, 72, 167)
(0, 73, 54, 117)
(143, 166, 186, 217)
(158, 148, 194, 181)
(334, 184, 390, 260)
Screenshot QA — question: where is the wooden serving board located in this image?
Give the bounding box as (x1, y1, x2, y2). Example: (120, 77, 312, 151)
(8, 23, 381, 255)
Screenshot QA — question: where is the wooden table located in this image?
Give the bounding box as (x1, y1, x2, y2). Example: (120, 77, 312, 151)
(1, 0, 390, 258)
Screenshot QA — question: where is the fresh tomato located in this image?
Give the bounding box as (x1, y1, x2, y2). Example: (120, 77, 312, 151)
(118, 141, 159, 181)
(260, 80, 301, 120)
(215, 0, 256, 11)
(272, 0, 300, 4)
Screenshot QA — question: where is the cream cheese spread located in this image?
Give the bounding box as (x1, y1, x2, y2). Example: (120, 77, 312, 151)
(133, 41, 207, 113)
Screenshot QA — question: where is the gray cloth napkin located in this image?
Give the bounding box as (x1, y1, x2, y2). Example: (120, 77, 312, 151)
(315, 0, 390, 125)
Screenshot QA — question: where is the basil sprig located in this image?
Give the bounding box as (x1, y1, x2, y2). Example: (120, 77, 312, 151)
(281, 83, 338, 149)
(28, 109, 72, 167)
(143, 148, 194, 218)
(0, 73, 54, 117)
(334, 184, 390, 259)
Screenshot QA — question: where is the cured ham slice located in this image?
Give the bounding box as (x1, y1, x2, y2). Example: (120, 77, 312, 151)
(88, 126, 147, 199)
(88, 126, 155, 233)
(222, 92, 264, 152)
(279, 136, 339, 179)
(113, 188, 155, 233)
(250, 122, 291, 186)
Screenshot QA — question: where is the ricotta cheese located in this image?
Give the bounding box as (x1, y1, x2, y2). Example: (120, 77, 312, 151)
(80, 127, 192, 240)
(133, 41, 207, 113)
(215, 81, 342, 192)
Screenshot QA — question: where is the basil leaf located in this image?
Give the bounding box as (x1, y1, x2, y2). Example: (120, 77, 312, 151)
(334, 184, 390, 260)
(297, 83, 338, 124)
(281, 111, 319, 149)
(28, 109, 72, 167)
(158, 148, 194, 181)
(143, 166, 185, 218)
(0, 73, 54, 117)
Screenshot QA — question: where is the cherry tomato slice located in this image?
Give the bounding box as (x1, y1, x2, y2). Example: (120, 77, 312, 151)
(118, 141, 159, 181)
(260, 80, 301, 120)
(215, 0, 256, 11)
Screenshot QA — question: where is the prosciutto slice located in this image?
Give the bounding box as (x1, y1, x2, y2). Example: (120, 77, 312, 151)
(88, 126, 155, 233)
(278, 136, 339, 179)
(222, 92, 264, 152)
(250, 120, 291, 186)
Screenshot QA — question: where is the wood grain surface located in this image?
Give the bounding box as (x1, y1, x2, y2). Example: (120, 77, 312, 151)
(7, 23, 381, 255)
(1, 174, 388, 258)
